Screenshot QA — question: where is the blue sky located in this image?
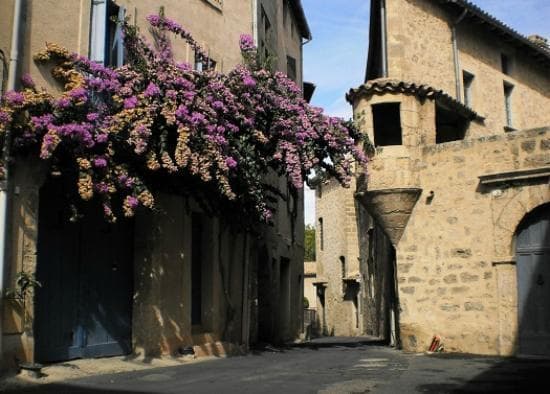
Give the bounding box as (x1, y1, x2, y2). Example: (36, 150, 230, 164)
(301, 0, 550, 225)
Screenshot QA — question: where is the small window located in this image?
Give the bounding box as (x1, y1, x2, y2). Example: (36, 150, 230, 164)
(318, 218, 324, 251)
(286, 56, 297, 81)
(435, 104, 467, 143)
(462, 71, 474, 108)
(194, 49, 216, 72)
(501, 54, 510, 75)
(340, 256, 346, 294)
(106, 1, 124, 67)
(504, 81, 514, 130)
(90, 0, 125, 67)
(372, 103, 402, 146)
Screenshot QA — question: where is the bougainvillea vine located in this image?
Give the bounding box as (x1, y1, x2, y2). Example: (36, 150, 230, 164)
(0, 13, 368, 224)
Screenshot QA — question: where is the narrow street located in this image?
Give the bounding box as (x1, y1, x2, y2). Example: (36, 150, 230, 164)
(3, 338, 549, 393)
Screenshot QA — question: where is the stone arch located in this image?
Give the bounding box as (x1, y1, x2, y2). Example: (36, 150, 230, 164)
(492, 185, 549, 260)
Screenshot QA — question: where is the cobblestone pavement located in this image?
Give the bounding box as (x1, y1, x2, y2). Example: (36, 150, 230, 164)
(2, 337, 549, 393)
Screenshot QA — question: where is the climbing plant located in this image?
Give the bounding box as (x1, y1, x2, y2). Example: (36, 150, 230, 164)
(0, 13, 368, 224)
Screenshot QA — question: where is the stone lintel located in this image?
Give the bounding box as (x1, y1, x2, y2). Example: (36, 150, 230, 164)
(479, 166, 550, 186)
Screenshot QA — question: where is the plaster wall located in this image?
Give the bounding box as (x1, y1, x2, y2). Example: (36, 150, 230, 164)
(1, 0, 305, 367)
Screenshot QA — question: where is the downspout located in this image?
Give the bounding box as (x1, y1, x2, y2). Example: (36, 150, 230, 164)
(0, 0, 23, 361)
(451, 9, 468, 101)
(300, 36, 311, 97)
(380, 0, 388, 78)
(252, 0, 258, 45)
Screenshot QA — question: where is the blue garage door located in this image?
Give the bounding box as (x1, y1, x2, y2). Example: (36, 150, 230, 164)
(35, 179, 133, 363)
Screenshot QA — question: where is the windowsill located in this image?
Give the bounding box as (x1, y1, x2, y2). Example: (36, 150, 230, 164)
(504, 126, 517, 132)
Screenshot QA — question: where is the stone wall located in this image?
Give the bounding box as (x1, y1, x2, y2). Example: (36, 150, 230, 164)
(385, 0, 550, 135)
(364, 126, 549, 355)
(315, 178, 363, 336)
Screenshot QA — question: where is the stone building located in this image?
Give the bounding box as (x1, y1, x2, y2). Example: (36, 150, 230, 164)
(318, 0, 550, 356)
(0, 0, 311, 369)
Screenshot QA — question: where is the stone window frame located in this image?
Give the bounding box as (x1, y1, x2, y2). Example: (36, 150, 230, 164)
(503, 80, 515, 131)
(462, 70, 475, 109)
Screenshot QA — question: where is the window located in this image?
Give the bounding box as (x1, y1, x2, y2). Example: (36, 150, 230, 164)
(372, 103, 402, 146)
(90, 0, 124, 67)
(283, 0, 288, 27)
(435, 104, 467, 143)
(318, 218, 324, 251)
(501, 54, 510, 75)
(286, 56, 297, 82)
(340, 256, 346, 279)
(504, 81, 514, 130)
(462, 70, 474, 108)
(194, 49, 216, 72)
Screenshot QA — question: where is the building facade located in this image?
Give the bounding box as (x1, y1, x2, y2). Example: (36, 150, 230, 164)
(318, 0, 550, 356)
(0, 0, 311, 369)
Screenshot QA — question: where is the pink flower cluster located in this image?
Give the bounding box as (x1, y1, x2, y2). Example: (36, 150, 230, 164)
(0, 12, 368, 223)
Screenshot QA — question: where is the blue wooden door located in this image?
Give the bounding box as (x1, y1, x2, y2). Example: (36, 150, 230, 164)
(516, 205, 550, 356)
(35, 180, 133, 362)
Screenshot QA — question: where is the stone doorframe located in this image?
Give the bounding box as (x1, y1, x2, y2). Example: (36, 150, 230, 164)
(490, 184, 549, 355)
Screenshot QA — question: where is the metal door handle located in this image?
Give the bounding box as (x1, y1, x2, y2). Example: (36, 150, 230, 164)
(537, 274, 544, 286)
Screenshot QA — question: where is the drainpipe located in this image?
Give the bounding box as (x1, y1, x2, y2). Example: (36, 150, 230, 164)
(0, 0, 23, 362)
(380, 0, 388, 78)
(451, 9, 468, 101)
(300, 36, 311, 97)
(251, 0, 258, 45)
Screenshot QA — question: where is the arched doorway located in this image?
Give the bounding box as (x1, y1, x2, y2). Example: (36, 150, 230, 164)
(516, 204, 550, 356)
(34, 178, 134, 362)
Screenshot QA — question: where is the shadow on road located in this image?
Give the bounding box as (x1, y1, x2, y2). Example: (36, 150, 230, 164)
(415, 355, 550, 394)
(2, 383, 147, 394)
(251, 336, 387, 354)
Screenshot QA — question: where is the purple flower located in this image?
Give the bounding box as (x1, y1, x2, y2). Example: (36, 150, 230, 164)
(93, 157, 107, 168)
(86, 112, 99, 122)
(243, 76, 256, 87)
(212, 101, 224, 110)
(175, 105, 189, 119)
(190, 112, 205, 125)
(144, 82, 160, 98)
(95, 182, 109, 193)
(239, 34, 256, 52)
(125, 195, 139, 209)
(123, 96, 138, 109)
(225, 156, 237, 169)
(0, 111, 11, 124)
(21, 73, 35, 88)
(56, 97, 71, 109)
(69, 87, 87, 101)
(4, 91, 24, 106)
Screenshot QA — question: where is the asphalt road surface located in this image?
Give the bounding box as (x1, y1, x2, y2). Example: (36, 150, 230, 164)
(3, 337, 550, 393)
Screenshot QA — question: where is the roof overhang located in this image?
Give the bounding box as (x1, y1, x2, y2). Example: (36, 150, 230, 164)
(347, 78, 483, 122)
(289, 0, 312, 40)
(438, 0, 550, 68)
